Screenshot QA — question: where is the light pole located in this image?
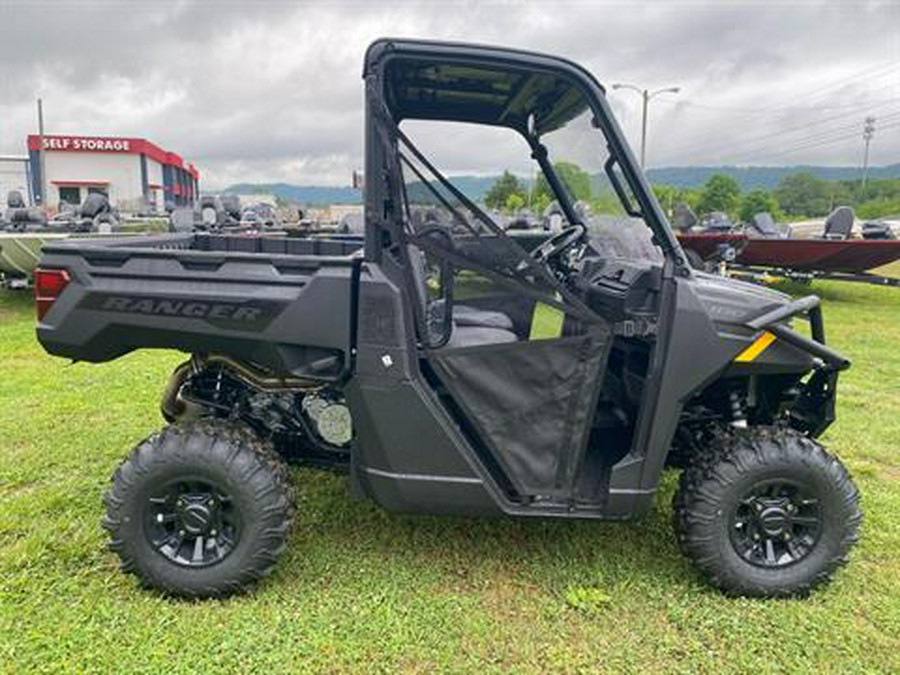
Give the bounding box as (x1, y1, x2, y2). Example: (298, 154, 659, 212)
(611, 83, 680, 169)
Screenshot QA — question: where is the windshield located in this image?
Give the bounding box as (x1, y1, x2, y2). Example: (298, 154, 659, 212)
(539, 107, 663, 262)
(387, 56, 663, 263)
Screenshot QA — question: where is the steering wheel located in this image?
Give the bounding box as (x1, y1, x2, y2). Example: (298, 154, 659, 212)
(529, 223, 587, 268)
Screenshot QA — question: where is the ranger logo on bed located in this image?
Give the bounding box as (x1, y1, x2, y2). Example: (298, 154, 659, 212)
(81, 294, 282, 330)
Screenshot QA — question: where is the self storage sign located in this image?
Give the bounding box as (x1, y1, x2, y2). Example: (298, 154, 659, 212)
(40, 136, 132, 152)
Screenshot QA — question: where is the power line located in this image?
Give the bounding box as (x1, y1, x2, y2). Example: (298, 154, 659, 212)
(672, 101, 900, 164)
(708, 101, 898, 153)
(756, 120, 900, 160)
(727, 110, 900, 162)
(655, 92, 900, 115)
(660, 60, 900, 160)
(764, 60, 900, 108)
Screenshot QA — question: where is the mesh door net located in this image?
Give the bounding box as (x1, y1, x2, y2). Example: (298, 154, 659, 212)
(431, 327, 610, 498)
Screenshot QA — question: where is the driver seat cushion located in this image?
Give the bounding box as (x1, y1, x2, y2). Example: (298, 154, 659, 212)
(429, 299, 514, 331)
(446, 323, 518, 349)
(408, 245, 515, 331)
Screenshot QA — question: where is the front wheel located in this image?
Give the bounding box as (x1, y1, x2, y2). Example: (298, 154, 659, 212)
(673, 426, 861, 597)
(103, 421, 293, 598)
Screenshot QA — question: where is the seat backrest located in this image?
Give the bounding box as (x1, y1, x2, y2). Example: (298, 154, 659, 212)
(672, 202, 698, 231)
(751, 212, 779, 237)
(824, 206, 854, 240)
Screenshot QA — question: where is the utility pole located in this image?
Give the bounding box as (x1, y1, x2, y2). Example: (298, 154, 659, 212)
(37, 98, 47, 207)
(861, 116, 876, 189)
(611, 83, 680, 169)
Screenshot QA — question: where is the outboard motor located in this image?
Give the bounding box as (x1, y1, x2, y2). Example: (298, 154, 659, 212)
(2, 190, 47, 231)
(7, 190, 25, 209)
(338, 212, 364, 234)
(220, 195, 242, 223)
(169, 207, 196, 232)
(79, 193, 119, 234)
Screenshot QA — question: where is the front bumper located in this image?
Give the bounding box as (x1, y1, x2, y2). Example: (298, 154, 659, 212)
(747, 295, 848, 437)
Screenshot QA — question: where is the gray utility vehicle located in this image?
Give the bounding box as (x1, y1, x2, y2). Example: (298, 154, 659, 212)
(35, 39, 860, 599)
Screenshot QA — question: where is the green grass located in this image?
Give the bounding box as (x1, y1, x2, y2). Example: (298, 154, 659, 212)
(1, 281, 899, 674)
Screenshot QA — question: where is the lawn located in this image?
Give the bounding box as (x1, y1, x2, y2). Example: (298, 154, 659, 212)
(1, 280, 898, 673)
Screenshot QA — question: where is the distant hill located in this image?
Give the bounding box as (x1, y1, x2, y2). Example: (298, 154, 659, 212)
(645, 164, 900, 191)
(223, 182, 362, 205)
(224, 164, 900, 205)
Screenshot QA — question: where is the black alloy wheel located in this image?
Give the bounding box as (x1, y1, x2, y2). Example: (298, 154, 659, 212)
(673, 425, 861, 597)
(729, 479, 822, 569)
(104, 421, 293, 598)
(145, 479, 242, 568)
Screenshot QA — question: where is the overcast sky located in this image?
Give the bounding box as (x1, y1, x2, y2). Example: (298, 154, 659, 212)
(2, 0, 897, 188)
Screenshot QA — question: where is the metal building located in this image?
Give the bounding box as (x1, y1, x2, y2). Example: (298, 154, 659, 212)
(27, 134, 199, 213)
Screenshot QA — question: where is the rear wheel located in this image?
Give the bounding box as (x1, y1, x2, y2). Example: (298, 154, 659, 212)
(673, 426, 861, 597)
(103, 421, 293, 598)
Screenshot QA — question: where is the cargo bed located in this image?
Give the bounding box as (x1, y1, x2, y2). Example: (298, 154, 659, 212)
(36, 233, 364, 380)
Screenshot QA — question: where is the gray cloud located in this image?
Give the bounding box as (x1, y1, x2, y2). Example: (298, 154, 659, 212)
(2, 0, 897, 187)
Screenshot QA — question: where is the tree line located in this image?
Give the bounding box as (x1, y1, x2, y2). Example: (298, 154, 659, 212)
(484, 164, 900, 222)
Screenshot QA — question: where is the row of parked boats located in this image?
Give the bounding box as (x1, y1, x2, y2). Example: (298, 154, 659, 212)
(3, 191, 899, 288)
(169, 195, 283, 232)
(674, 205, 900, 286)
(0, 191, 290, 286)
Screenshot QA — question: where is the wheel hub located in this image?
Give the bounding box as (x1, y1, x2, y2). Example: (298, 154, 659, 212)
(178, 500, 214, 535)
(756, 503, 790, 537)
(730, 479, 822, 568)
(144, 480, 240, 568)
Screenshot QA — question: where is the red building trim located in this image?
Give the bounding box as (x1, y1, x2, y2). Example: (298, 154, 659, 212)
(27, 134, 200, 181)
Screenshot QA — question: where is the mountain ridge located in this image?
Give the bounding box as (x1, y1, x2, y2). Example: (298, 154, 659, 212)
(224, 164, 900, 205)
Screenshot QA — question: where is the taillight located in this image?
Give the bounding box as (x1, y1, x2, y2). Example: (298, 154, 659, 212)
(33, 268, 70, 321)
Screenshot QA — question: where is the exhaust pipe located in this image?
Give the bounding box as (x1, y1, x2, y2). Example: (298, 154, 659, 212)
(160, 354, 318, 422)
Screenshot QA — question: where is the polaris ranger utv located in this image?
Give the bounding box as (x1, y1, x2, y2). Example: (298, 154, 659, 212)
(34, 39, 860, 598)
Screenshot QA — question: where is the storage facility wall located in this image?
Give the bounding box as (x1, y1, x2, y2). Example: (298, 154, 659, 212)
(147, 157, 165, 212)
(45, 152, 143, 212)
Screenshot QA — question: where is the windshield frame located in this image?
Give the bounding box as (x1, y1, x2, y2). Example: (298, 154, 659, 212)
(365, 40, 687, 268)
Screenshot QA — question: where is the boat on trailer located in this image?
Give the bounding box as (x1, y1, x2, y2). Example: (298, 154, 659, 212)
(677, 208, 900, 287)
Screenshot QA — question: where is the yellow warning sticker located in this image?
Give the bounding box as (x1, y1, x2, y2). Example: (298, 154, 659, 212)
(735, 331, 777, 362)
